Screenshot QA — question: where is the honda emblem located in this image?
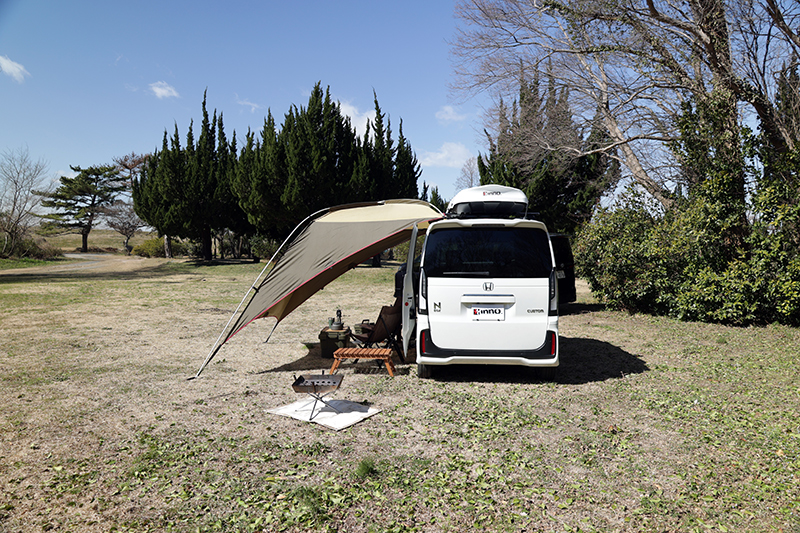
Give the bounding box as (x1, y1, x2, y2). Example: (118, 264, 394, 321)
(483, 282, 494, 291)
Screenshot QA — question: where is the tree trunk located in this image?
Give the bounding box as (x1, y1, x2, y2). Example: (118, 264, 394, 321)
(81, 232, 89, 253)
(202, 224, 213, 261)
(163, 235, 173, 259)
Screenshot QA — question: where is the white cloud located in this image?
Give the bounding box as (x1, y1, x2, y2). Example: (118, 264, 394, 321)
(339, 101, 376, 137)
(435, 105, 467, 124)
(0, 55, 30, 83)
(149, 81, 179, 99)
(420, 142, 473, 168)
(235, 94, 263, 114)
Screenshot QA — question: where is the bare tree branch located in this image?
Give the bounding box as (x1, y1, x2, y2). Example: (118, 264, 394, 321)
(452, 0, 800, 207)
(0, 147, 51, 256)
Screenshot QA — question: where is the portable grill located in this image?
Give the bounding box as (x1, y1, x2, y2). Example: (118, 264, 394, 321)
(291, 374, 343, 420)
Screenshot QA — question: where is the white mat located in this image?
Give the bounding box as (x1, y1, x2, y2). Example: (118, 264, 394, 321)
(267, 398, 381, 431)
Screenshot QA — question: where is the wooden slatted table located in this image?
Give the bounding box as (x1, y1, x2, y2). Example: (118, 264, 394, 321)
(330, 347, 396, 377)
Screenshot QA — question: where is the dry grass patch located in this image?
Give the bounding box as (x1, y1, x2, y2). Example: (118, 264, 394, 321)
(0, 258, 798, 532)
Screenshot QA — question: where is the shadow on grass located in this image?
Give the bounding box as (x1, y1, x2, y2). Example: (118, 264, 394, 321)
(262, 342, 410, 376)
(556, 336, 648, 384)
(0, 255, 393, 286)
(262, 336, 647, 386)
(559, 301, 607, 315)
(412, 336, 648, 385)
(0, 255, 260, 284)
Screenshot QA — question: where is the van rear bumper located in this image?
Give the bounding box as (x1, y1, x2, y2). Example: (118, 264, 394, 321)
(417, 328, 559, 366)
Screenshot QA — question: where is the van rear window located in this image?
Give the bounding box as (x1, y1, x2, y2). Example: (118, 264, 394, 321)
(423, 227, 552, 278)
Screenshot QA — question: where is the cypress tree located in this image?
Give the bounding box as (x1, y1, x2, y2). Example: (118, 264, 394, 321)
(394, 120, 421, 199)
(368, 93, 396, 200)
(280, 83, 359, 224)
(213, 114, 252, 256)
(133, 124, 188, 257)
(189, 95, 216, 260)
(349, 128, 375, 202)
(480, 73, 613, 233)
(231, 114, 290, 237)
(134, 93, 246, 260)
(132, 133, 169, 235)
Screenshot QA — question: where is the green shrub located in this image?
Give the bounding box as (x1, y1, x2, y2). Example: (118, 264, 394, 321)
(575, 190, 800, 326)
(574, 192, 689, 314)
(249, 234, 280, 261)
(676, 247, 800, 326)
(182, 240, 203, 258)
(1, 236, 62, 260)
(392, 233, 425, 264)
(131, 238, 188, 258)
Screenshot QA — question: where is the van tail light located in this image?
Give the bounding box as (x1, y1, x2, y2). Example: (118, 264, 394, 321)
(551, 332, 557, 356)
(420, 330, 427, 354)
(419, 271, 427, 312)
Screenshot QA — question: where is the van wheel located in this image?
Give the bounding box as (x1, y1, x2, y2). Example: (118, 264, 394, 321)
(417, 363, 433, 379)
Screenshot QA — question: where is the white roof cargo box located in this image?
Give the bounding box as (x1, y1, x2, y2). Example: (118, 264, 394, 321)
(446, 185, 529, 219)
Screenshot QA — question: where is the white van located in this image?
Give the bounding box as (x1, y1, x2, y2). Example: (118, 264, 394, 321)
(401, 185, 559, 378)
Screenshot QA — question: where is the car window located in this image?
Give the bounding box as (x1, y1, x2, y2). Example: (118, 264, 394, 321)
(423, 227, 552, 278)
(550, 235, 574, 266)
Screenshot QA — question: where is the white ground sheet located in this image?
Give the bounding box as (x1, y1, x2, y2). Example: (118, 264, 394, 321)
(267, 398, 381, 431)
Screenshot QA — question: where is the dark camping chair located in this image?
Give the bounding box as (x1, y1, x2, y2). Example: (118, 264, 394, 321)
(330, 299, 403, 376)
(353, 298, 403, 355)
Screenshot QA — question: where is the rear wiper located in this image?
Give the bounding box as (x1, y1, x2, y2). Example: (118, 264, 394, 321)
(443, 271, 490, 276)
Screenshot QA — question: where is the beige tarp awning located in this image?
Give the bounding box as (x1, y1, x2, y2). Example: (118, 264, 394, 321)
(193, 199, 442, 378)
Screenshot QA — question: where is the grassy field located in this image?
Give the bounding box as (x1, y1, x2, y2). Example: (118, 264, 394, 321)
(0, 230, 158, 271)
(0, 257, 798, 532)
(38, 228, 157, 253)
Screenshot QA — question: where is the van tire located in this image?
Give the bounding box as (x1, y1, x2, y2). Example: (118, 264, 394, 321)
(417, 363, 433, 379)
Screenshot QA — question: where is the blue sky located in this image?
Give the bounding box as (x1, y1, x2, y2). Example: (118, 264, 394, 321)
(0, 0, 489, 202)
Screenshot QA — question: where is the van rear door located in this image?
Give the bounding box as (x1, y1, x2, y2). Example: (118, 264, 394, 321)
(421, 221, 553, 353)
(401, 223, 418, 356)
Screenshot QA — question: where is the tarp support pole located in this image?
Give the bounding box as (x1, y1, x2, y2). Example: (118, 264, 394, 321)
(190, 266, 271, 380)
(262, 321, 279, 344)
(191, 207, 331, 380)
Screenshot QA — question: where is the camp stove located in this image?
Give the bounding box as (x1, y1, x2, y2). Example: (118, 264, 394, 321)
(291, 374, 343, 420)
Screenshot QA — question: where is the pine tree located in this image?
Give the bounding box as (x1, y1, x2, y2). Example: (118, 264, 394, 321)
(37, 165, 126, 252)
